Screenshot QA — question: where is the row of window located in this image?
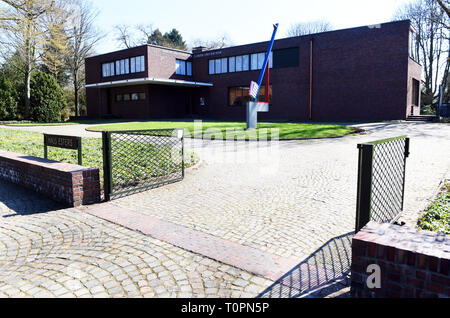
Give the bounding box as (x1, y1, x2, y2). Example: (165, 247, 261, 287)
(115, 92, 146, 102)
(176, 59, 193, 76)
(229, 85, 272, 106)
(102, 55, 145, 78)
(209, 52, 273, 75)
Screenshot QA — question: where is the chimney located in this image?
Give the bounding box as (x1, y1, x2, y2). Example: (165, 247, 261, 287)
(192, 46, 207, 54)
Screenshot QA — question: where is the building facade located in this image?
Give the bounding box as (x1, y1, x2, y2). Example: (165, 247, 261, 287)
(85, 20, 422, 122)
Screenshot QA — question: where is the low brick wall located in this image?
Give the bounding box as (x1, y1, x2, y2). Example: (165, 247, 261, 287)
(351, 221, 450, 298)
(0, 150, 100, 207)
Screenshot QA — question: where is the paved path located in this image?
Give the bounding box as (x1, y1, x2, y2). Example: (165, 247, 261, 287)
(0, 121, 449, 298)
(114, 122, 450, 262)
(0, 181, 272, 298)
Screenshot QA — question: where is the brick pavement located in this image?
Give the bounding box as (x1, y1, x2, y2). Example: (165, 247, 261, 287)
(0, 180, 272, 298)
(0, 121, 448, 298)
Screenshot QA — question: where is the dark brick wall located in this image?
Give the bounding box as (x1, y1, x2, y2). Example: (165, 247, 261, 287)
(351, 221, 450, 298)
(0, 150, 100, 207)
(85, 20, 422, 121)
(192, 20, 421, 121)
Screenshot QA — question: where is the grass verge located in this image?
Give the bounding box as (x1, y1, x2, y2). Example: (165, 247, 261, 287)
(86, 121, 358, 140)
(417, 182, 450, 234)
(0, 128, 198, 188)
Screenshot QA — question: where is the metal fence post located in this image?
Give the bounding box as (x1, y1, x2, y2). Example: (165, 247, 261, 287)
(355, 143, 374, 233)
(401, 138, 410, 211)
(102, 131, 112, 202)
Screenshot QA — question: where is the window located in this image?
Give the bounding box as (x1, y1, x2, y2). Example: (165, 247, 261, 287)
(115, 92, 146, 102)
(215, 59, 222, 74)
(124, 59, 129, 74)
(209, 60, 215, 74)
(176, 59, 186, 75)
(103, 56, 144, 77)
(187, 61, 192, 76)
(409, 30, 418, 61)
(221, 58, 227, 73)
(139, 56, 145, 72)
(135, 56, 141, 73)
(229, 56, 235, 72)
(102, 62, 115, 78)
(130, 58, 136, 73)
(229, 85, 272, 106)
(229, 87, 250, 106)
(412, 79, 420, 106)
(251, 53, 258, 70)
(242, 55, 249, 71)
(176, 59, 192, 76)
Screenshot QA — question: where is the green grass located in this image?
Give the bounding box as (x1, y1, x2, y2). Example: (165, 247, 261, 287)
(0, 128, 198, 188)
(3, 119, 120, 126)
(417, 183, 450, 234)
(87, 121, 358, 140)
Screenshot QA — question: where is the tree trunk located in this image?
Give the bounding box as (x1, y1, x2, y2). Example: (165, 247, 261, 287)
(24, 52, 31, 119)
(74, 80, 79, 117)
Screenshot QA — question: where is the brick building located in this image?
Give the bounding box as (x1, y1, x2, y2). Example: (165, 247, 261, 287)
(85, 20, 422, 121)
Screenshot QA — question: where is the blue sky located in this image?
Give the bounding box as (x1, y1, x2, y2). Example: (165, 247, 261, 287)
(93, 0, 413, 54)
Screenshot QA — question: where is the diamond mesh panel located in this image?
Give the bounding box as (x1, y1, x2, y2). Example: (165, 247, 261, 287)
(258, 232, 353, 298)
(370, 138, 407, 224)
(109, 129, 183, 199)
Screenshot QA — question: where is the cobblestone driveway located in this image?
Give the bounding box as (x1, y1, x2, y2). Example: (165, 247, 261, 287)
(0, 121, 448, 298)
(114, 122, 450, 261)
(0, 181, 271, 298)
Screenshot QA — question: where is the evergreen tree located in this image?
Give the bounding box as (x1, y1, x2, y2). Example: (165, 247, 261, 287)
(30, 72, 66, 122)
(0, 75, 18, 120)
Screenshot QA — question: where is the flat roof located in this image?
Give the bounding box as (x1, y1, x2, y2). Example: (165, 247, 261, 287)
(84, 77, 213, 88)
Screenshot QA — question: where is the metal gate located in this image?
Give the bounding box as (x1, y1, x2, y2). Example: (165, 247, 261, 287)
(102, 129, 184, 201)
(355, 136, 410, 232)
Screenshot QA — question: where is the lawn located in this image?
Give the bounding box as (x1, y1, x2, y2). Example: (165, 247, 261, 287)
(86, 121, 358, 140)
(2, 119, 120, 126)
(0, 128, 198, 188)
(417, 182, 450, 234)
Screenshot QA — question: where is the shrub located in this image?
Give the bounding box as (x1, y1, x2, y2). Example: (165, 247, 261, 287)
(0, 76, 18, 120)
(30, 72, 66, 122)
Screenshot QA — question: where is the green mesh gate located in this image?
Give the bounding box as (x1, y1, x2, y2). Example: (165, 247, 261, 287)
(355, 136, 410, 232)
(102, 129, 184, 201)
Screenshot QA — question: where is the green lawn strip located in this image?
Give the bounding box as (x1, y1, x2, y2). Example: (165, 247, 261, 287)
(5, 122, 80, 126)
(0, 128, 198, 188)
(87, 121, 357, 140)
(3, 119, 121, 126)
(417, 183, 450, 234)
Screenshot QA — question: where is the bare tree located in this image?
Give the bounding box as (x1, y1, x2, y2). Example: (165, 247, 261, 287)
(190, 35, 231, 50)
(40, 0, 70, 81)
(436, 0, 450, 18)
(395, 0, 449, 105)
(114, 24, 138, 49)
(66, 0, 101, 117)
(286, 20, 333, 37)
(0, 0, 56, 118)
